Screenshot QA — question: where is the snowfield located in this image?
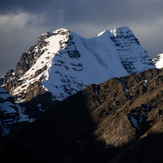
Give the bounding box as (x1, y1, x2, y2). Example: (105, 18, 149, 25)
(153, 53, 163, 68)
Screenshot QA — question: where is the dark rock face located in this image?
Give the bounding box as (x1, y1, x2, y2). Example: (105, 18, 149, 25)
(15, 33, 51, 77)
(1, 68, 163, 163)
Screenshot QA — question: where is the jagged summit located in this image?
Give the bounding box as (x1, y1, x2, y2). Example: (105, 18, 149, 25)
(98, 26, 132, 37)
(1, 26, 155, 103)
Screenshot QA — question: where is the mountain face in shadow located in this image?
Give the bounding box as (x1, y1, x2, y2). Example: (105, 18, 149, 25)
(1, 68, 163, 163)
(110, 132, 163, 163)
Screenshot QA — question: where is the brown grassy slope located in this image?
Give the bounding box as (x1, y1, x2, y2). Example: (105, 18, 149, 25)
(1, 68, 163, 163)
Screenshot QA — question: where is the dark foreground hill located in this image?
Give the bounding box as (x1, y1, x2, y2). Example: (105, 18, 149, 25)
(1, 68, 163, 163)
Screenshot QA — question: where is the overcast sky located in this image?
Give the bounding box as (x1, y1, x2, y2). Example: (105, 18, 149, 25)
(0, 0, 163, 77)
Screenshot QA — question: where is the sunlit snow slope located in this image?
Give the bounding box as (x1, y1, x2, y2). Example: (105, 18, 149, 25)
(1, 26, 155, 103)
(153, 53, 163, 68)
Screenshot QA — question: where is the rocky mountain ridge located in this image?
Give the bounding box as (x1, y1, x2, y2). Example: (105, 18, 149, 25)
(1, 67, 163, 163)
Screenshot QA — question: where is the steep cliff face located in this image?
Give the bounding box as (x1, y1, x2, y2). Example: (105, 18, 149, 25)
(108, 27, 154, 74)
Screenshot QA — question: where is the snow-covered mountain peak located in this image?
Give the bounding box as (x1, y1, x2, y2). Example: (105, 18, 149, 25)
(110, 26, 132, 37)
(153, 53, 163, 68)
(0, 26, 156, 137)
(51, 28, 71, 40)
(97, 26, 133, 38)
(1, 26, 155, 103)
(52, 28, 69, 35)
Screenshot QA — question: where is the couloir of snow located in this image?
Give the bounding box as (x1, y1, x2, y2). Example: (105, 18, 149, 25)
(11, 26, 155, 102)
(153, 53, 163, 68)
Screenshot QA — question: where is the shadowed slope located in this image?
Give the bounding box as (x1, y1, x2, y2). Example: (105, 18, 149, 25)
(1, 68, 163, 163)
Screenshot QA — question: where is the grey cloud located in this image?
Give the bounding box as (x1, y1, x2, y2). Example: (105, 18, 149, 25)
(0, 0, 163, 76)
(0, 12, 48, 76)
(1, 0, 163, 26)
